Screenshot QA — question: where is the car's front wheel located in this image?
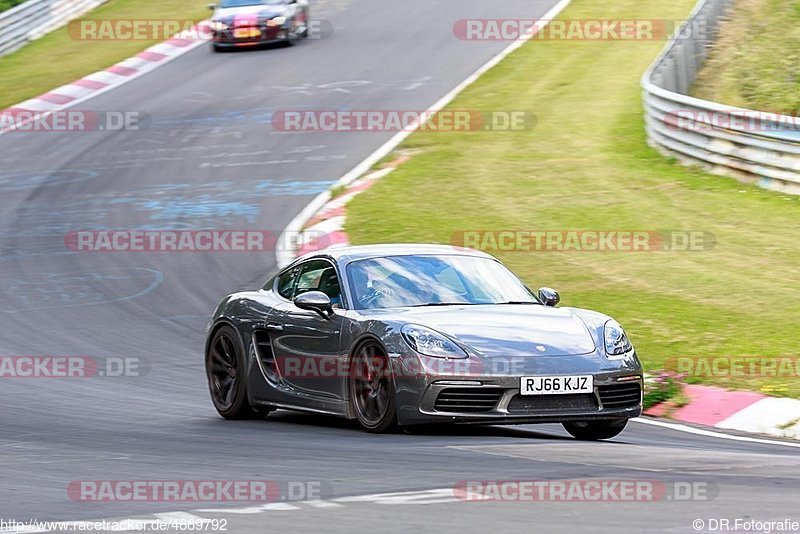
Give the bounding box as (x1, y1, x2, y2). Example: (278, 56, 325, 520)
(563, 419, 628, 440)
(349, 341, 397, 433)
(206, 325, 258, 419)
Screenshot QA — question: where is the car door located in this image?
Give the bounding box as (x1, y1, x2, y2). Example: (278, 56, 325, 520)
(268, 259, 347, 401)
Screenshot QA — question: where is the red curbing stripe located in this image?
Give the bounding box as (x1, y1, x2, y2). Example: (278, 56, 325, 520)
(107, 65, 138, 77)
(166, 38, 193, 47)
(3, 106, 36, 114)
(72, 78, 109, 90)
(137, 51, 168, 62)
(345, 179, 378, 195)
(298, 231, 349, 256)
(667, 385, 765, 426)
(305, 206, 346, 228)
(38, 93, 76, 105)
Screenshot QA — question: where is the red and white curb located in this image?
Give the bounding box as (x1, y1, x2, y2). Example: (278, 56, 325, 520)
(646, 384, 800, 440)
(291, 156, 410, 259)
(1, 21, 211, 133)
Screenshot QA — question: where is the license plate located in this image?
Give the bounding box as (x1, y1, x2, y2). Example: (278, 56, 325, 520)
(520, 375, 593, 395)
(234, 28, 261, 38)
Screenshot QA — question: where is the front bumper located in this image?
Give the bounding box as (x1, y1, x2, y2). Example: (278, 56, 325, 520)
(212, 26, 290, 47)
(391, 350, 643, 425)
(402, 373, 642, 425)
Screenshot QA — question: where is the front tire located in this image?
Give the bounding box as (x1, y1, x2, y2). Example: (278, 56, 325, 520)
(206, 325, 258, 419)
(349, 341, 397, 433)
(563, 419, 628, 441)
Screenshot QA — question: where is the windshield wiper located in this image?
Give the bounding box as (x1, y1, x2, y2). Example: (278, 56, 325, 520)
(409, 302, 474, 307)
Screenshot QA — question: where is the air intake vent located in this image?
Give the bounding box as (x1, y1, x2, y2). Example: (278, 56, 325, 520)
(507, 394, 597, 414)
(599, 383, 642, 409)
(253, 331, 279, 383)
(434, 388, 503, 413)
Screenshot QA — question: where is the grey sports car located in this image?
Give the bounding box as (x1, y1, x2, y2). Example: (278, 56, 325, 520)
(205, 244, 643, 440)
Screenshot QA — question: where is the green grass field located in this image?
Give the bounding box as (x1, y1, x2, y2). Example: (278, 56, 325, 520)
(0, 0, 209, 109)
(345, 0, 800, 397)
(692, 0, 800, 114)
(0, 0, 26, 13)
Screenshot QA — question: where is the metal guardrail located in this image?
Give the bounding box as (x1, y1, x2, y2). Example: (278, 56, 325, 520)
(642, 0, 800, 194)
(0, 0, 108, 57)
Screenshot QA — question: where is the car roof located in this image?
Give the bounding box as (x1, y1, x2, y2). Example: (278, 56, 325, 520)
(293, 243, 495, 266)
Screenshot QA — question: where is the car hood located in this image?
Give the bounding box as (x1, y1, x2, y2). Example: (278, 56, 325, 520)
(215, 5, 286, 21)
(370, 304, 598, 357)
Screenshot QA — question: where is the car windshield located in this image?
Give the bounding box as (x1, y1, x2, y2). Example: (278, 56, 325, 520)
(220, 0, 285, 8)
(346, 254, 539, 310)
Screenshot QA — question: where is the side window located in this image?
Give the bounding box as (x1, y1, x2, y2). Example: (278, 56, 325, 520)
(295, 260, 343, 307)
(276, 267, 298, 299)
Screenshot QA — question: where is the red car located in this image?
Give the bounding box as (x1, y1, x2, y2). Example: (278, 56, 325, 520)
(208, 0, 310, 51)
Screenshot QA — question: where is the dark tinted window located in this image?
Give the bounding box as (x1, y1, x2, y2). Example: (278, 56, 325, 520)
(276, 267, 298, 299)
(295, 260, 342, 307)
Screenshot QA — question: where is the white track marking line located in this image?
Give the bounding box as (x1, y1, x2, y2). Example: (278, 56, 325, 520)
(334, 488, 458, 505)
(275, 0, 574, 267)
(304, 500, 343, 508)
(633, 418, 800, 449)
(154, 512, 207, 521)
(195, 503, 300, 513)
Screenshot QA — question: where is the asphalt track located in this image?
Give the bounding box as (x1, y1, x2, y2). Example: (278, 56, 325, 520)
(1, 0, 798, 531)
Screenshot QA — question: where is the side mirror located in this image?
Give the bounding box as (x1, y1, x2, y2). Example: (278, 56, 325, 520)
(294, 291, 333, 319)
(538, 287, 560, 307)
(207, 3, 217, 11)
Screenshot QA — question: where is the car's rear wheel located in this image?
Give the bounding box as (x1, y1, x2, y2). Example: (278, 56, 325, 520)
(562, 419, 628, 440)
(349, 341, 397, 433)
(206, 325, 259, 419)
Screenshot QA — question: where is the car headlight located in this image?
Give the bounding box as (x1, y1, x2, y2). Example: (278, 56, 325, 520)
(210, 21, 228, 31)
(604, 320, 633, 357)
(401, 324, 468, 359)
(267, 16, 287, 27)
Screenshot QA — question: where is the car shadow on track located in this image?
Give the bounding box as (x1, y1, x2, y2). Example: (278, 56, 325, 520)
(246, 410, 577, 441)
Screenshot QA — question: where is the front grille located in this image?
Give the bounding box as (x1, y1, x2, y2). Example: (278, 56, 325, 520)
(434, 388, 503, 413)
(599, 383, 642, 409)
(507, 394, 597, 414)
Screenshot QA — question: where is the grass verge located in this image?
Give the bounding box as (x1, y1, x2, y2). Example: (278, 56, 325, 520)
(0, 0, 210, 109)
(345, 0, 800, 397)
(692, 0, 800, 114)
(0, 0, 26, 13)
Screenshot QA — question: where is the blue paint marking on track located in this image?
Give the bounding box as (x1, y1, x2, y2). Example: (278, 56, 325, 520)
(0, 268, 164, 313)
